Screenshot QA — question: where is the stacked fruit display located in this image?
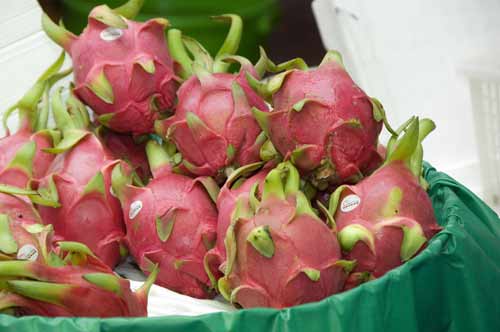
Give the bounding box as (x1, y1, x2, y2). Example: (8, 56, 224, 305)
(0, 0, 441, 316)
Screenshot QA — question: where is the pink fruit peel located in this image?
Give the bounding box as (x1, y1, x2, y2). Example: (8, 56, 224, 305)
(249, 51, 387, 189)
(42, 0, 177, 134)
(155, 18, 269, 181)
(217, 161, 351, 309)
(35, 87, 126, 268)
(111, 140, 218, 298)
(329, 117, 441, 279)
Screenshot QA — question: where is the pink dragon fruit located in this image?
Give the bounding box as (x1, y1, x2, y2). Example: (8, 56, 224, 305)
(329, 117, 441, 281)
(98, 128, 151, 183)
(250, 51, 388, 189)
(0, 190, 42, 226)
(204, 161, 271, 285)
(0, 52, 70, 188)
(217, 161, 353, 309)
(343, 272, 375, 291)
(0, 166, 61, 264)
(363, 143, 388, 177)
(0, 209, 53, 264)
(111, 140, 219, 298)
(35, 87, 126, 268)
(0, 240, 157, 317)
(155, 16, 269, 181)
(42, 0, 177, 134)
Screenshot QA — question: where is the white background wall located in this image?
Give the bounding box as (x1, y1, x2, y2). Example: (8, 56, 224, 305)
(0, 1, 66, 135)
(313, 0, 500, 198)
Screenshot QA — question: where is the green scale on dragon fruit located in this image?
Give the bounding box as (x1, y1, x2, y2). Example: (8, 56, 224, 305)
(0, 52, 70, 190)
(0, 232, 157, 317)
(33, 86, 129, 269)
(216, 161, 355, 309)
(329, 117, 442, 287)
(42, 0, 177, 135)
(249, 50, 395, 190)
(204, 161, 272, 287)
(155, 15, 270, 182)
(111, 140, 219, 298)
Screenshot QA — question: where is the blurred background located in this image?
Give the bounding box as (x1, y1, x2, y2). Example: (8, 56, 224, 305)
(2, 0, 500, 208)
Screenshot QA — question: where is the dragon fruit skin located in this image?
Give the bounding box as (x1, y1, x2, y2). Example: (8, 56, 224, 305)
(112, 141, 218, 298)
(0, 129, 55, 188)
(330, 118, 441, 279)
(218, 162, 351, 309)
(42, 2, 177, 134)
(363, 143, 387, 177)
(1, 265, 147, 317)
(342, 272, 375, 291)
(37, 133, 126, 268)
(0, 193, 42, 226)
(204, 162, 269, 283)
(251, 51, 383, 188)
(1, 275, 146, 317)
(0, 241, 156, 317)
(155, 18, 269, 180)
(157, 69, 269, 178)
(334, 163, 440, 277)
(98, 129, 151, 182)
(0, 207, 52, 264)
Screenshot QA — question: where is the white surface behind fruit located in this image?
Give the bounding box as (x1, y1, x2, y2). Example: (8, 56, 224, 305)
(116, 261, 234, 316)
(136, 282, 234, 317)
(0, 1, 70, 136)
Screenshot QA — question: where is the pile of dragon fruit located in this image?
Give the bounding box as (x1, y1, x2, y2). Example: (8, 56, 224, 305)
(0, 0, 442, 317)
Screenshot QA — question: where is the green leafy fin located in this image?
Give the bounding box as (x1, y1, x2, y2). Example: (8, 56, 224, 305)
(86, 69, 114, 104)
(155, 208, 177, 242)
(246, 225, 275, 258)
(0, 215, 18, 255)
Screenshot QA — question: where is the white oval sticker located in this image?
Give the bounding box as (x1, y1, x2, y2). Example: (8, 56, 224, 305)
(129, 200, 143, 219)
(17, 244, 39, 261)
(340, 194, 361, 213)
(100, 27, 123, 41)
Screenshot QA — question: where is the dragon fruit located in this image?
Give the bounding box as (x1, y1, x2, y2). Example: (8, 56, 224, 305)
(42, 0, 176, 134)
(329, 117, 441, 280)
(0, 187, 43, 226)
(217, 161, 352, 309)
(35, 87, 126, 268)
(0, 210, 53, 264)
(0, 52, 69, 188)
(155, 16, 269, 181)
(204, 161, 270, 285)
(97, 128, 151, 183)
(0, 240, 157, 317)
(249, 51, 389, 189)
(111, 140, 219, 298)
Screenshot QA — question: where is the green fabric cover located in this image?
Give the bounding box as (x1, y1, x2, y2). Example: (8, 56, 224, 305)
(1, 163, 499, 331)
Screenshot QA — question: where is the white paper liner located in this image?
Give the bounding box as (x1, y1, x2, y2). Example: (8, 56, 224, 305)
(115, 260, 236, 317)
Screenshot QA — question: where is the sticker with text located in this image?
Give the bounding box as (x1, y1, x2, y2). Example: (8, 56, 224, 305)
(17, 245, 39, 261)
(100, 27, 123, 41)
(129, 200, 143, 219)
(340, 194, 361, 212)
